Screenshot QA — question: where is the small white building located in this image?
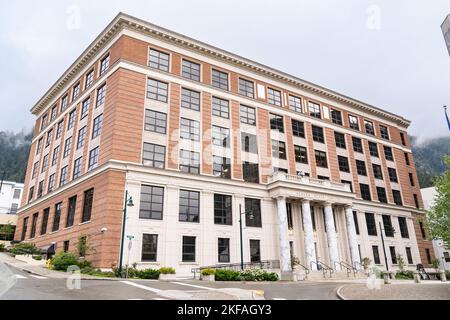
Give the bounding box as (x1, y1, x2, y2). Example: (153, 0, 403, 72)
(0, 181, 23, 245)
(421, 187, 450, 270)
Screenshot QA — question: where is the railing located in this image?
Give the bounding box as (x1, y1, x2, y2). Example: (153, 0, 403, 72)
(191, 260, 280, 279)
(268, 172, 352, 193)
(295, 262, 310, 278)
(334, 261, 356, 277)
(310, 260, 334, 278)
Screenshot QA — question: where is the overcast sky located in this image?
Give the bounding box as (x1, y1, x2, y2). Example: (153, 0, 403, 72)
(1, 0, 449, 139)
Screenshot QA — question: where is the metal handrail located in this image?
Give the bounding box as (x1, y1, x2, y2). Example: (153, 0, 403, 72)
(310, 260, 334, 278)
(296, 263, 310, 277)
(334, 261, 355, 277)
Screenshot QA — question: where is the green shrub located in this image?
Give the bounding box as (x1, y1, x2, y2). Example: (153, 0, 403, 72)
(395, 271, 414, 280)
(0, 243, 5, 252)
(10, 243, 40, 255)
(446, 271, 450, 280)
(237, 268, 278, 281)
(77, 260, 92, 269)
(201, 268, 216, 276)
(51, 252, 78, 271)
(137, 269, 160, 279)
(215, 269, 240, 281)
(159, 267, 176, 274)
(32, 255, 42, 260)
(80, 266, 96, 274)
(261, 271, 279, 281)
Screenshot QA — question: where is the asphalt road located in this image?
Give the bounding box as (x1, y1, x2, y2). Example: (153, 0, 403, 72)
(1, 266, 343, 300)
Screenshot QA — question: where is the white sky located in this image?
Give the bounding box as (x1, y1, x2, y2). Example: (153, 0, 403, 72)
(1, 0, 449, 139)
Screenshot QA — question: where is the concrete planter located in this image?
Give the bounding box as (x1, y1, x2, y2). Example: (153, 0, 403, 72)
(159, 273, 177, 281)
(201, 274, 215, 282)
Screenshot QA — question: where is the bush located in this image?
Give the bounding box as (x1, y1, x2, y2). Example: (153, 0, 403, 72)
(446, 271, 450, 280)
(137, 269, 160, 279)
(77, 260, 92, 269)
(215, 269, 240, 281)
(237, 268, 278, 281)
(10, 243, 40, 255)
(201, 268, 216, 276)
(51, 252, 78, 271)
(0, 243, 5, 252)
(159, 267, 175, 274)
(395, 271, 414, 280)
(32, 255, 42, 261)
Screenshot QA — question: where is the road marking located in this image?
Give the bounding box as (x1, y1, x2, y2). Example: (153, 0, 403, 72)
(128, 298, 144, 300)
(15, 275, 27, 279)
(272, 298, 287, 300)
(29, 275, 47, 279)
(120, 280, 161, 293)
(152, 298, 168, 300)
(170, 281, 214, 291)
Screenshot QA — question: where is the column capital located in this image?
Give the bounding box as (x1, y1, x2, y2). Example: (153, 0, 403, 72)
(323, 201, 333, 207)
(344, 204, 353, 210)
(276, 196, 286, 201)
(301, 198, 311, 205)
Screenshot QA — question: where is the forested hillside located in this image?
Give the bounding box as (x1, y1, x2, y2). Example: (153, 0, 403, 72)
(0, 131, 32, 183)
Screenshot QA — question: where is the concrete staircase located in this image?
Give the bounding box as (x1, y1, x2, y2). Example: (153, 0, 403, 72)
(294, 269, 368, 281)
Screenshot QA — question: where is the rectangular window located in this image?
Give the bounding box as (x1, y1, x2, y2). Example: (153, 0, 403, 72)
(365, 213, 377, 236)
(13, 189, 21, 199)
(243, 162, 259, 183)
(147, 79, 168, 102)
(96, 84, 106, 107)
(368, 141, 379, 157)
(66, 196, 77, 228)
(289, 95, 302, 113)
(245, 198, 262, 228)
(85, 69, 94, 88)
(144, 109, 167, 134)
(214, 194, 232, 225)
(77, 126, 87, 149)
(81, 188, 94, 223)
(51, 105, 57, 120)
(72, 82, 80, 100)
(218, 238, 230, 263)
(384, 146, 394, 161)
(67, 110, 76, 130)
(212, 69, 229, 90)
(81, 98, 90, 119)
(99, 54, 110, 75)
(388, 167, 398, 182)
(352, 137, 363, 153)
(48, 174, 55, 193)
(59, 166, 68, 187)
(356, 160, 367, 176)
(390, 247, 397, 264)
(212, 126, 230, 148)
(37, 181, 44, 199)
(331, 109, 343, 125)
(63, 241, 69, 252)
(338, 155, 350, 172)
(360, 184, 371, 201)
(398, 217, 409, 238)
(364, 120, 375, 135)
(139, 185, 164, 220)
(142, 234, 158, 262)
(45, 129, 53, 147)
(382, 215, 394, 237)
(308, 101, 321, 118)
(334, 132, 346, 149)
(241, 133, 258, 154)
(315, 150, 328, 168)
(36, 138, 43, 155)
(271, 140, 287, 159)
(250, 239, 261, 262)
(51, 146, 59, 166)
(212, 97, 229, 119)
(179, 149, 200, 174)
(311, 206, 316, 230)
(426, 248, 432, 264)
(182, 236, 196, 262)
(349, 115, 359, 130)
(56, 121, 64, 139)
(400, 132, 406, 146)
(63, 137, 72, 158)
(182, 60, 201, 82)
(380, 125, 390, 140)
(295, 145, 308, 164)
(414, 194, 420, 209)
(409, 173, 415, 186)
(353, 211, 360, 235)
(61, 95, 68, 112)
(312, 125, 324, 143)
(40, 208, 49, 235)
(179, 190, 200, 223)
(377, 187, 387, 203)
(342, 180, 353, 193)
(291, 119, 305, 138)
(270, 114, 284, 132)
(32, 162, 39, 179)
(404, 152, 410, 165)
(52, 202, 62, 232)
(148, 48, 169, 71)
(30, 213, 38, 239)
(213, 156, 231, 179)
(21, 217, 28, 241)
(372, 245, 381, 264)
(240, 105, 256, 125)
(92, 114, 103, 139)
(419, 221, 427, 238)
(181, 88, 200, 111)
(143, 143, 165, 168)
(287, 203, 293, 230)
(88, 147, 99, 170)
(28, 187, 34, 203)
(267, 88, 282, 106)
(180, 118, 200, 141)
(41, 155, 49, 173)
(406, 247, 413, 264)
(372, 164, 383, 180)
(239, 78, 254, 98)
(392, 190, 403, 205)
(73, 157, 82, 179)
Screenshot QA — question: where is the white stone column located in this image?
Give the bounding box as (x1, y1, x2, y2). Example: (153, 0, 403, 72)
(345, 205, 360, 268)
(301, 199, 317, 270)
(324, 202, 340, 271)
(276, 197, 292, 279)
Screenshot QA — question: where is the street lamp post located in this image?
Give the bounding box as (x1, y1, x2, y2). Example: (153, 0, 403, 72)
(118, 190, 134, 277)
(238, 204, 253, 271)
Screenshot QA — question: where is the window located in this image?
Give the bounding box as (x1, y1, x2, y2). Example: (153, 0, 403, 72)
(291, 119, 305, 138)
(214, 194, 232, 225)
(287, 203, 293, 230)
(144, 109, 166, 134)
(390, 247, 397, 264)
(241, 133, 258, 153)
(179, 190, 200, 223)
(317, 175, 329, 180)
(392, 190, 403, 205)
(352, 137, 363, 153)
(243, 162, 259, 183)
(365, 212, 377, 236)
(372, 164, 383, 180)
(331, 109, 343, 125)
(382, 215, 394, 237)
(40, 114, 48, 131)
(96, 84, 106, 107)
(37, 181, 44, 198)
(28, 187, 34, 203)
(311, 206, 316, 230)
(334, 132, 346, 149)
(212, 97, 229, 118)
(289, 95, 302, 113)
(77, 126, 87, 149)
(182, 60, 200, 82)
(212, 69, 229, 90)
(240, 105, 256, 125)
(356, 160, 367, 176)
(239, 78, 254, 98)
(147, 79, 168, 102)
(311, 126, 324, 143)
(72, 83, 80, 100)
(40, 208, 49, 235)
(342, 180, 353, 192)
(406, 247, 413, 264)
(32, 162, 39, 179)
(364, 120, 375, 135)
(21, 217, 28, 241)
(213, 156, 231, 179)
(142, 234, 158, 261)
(56, 121, 64, 139)
(212, 126, 230, 148)
(408, 173, 415, 186)
(425, 248, 432, 264)
(419, 222, 427, 239)
(372, 245, 381, 264)
(315, 150, 328, 168)
(63, 241, 69, 253)
(348, 115, 359, 130)
(250, 240, 261, 262)
(181, 88, 200, 111)
(388, 168, 398, 182)
(295, 146, 308, 164)
(179, 150, 200, 174)
(51, 105, 57, 120)
(377, 187, 387, 203)
(398, 217, 409, 238)
(51, 146, 59, 166)
(384, 146, 394, 161)
(404, 152, 410, 165)
(81, 188, 94, 222)
(41, 155, 49, 173)
(148, 48, 169, 71)
(274, 167, 288, 174)
(92, 114, 103, 139)
(218, 238, 230, 263)
(180, 118, 200, 141)
(245, 198, 262, 227)
(182, 236, 196, 262)
(73, 157, 82, 179)
(30, 213, 38, 239)
(99, 55, 110, 75)
(267, 88, 282, 106)
(271, 140, 286, 159)
(308, 101, 321, 118)
(368, 142, 379, 157)
(59, 166, 68, 187)
(81, 98, 90, 119)
(380, 125, 390, 140)
(142, 143, 166, 168)
(67, 110, 76, 130)
(13, 189, 21, 199)
(36, 138, 43, 155)
(139, 185, 164, 220)
(353, 211, 360, 235)
(400, 132, 406, 146)
(85, 69, 94, 88)
(270, 114, 284, 132)
(61, 95, 68, 111)
(45, 129, 53, 147)
(52, 202, 62, 232)
(66, 196, 77, 227)
(63, 137, 72, 158)
(338, 156, 350, 172)
(48, 174, 55, 193)
(414, 194, 420, 209)
(88, 147, 99, 170)
(358, 183, 372, 201)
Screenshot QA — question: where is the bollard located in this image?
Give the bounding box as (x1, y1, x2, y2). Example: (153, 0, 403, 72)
(383, 272, 391, 284)
(413, 271, 421, 283)
(439, 271, 447, 282)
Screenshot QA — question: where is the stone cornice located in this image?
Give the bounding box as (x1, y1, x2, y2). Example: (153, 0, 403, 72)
(31, 12, 411, 128)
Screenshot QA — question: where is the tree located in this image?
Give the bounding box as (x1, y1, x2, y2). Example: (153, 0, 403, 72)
(427, 156, 450, 246)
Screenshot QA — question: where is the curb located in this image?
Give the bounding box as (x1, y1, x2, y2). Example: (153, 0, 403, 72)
(4, 261, 48, 278)
(336, 284, 348, 300)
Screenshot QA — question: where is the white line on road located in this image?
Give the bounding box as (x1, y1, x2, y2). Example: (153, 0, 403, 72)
(152, 298, 168, 300)
(170, 281, 214, 291)
(29, 275, 47, 279)
(15, 275, 27, 279)
(272, 298, 286, 300)
(120, 280, 161, 293)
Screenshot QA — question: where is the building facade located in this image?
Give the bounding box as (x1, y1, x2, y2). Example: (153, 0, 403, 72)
(442, 14, 450, 56)
(15, 13, 434, 276)
(0, 181, 23, 245)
